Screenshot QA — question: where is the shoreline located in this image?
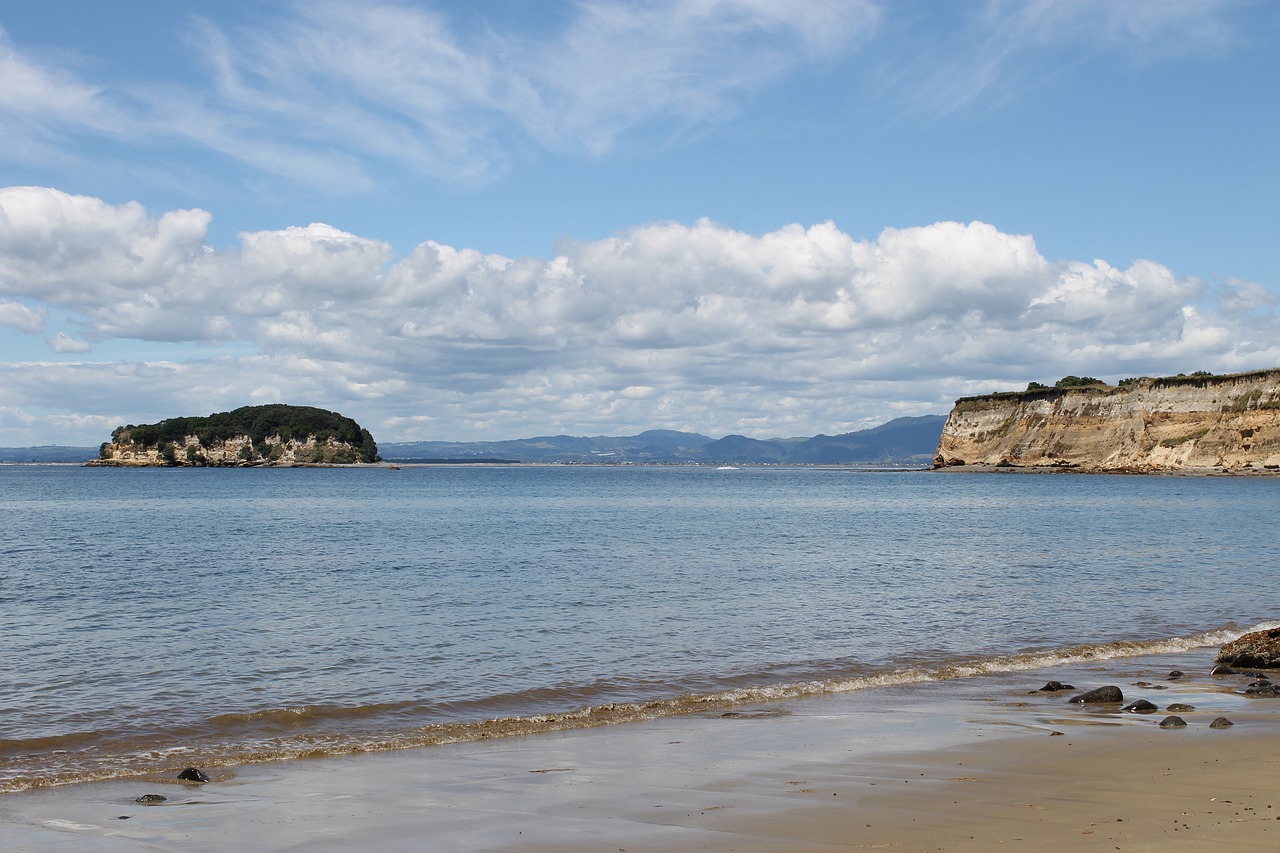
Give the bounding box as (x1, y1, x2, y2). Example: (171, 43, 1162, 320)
(4, 648, 1278, 851)
(931, 462, 1280, 476)
(1, 626, 1260, 795)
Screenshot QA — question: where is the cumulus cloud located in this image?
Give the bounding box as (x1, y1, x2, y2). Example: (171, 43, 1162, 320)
(0, 299, 44, 333)
(47, 332, 91, 353)
(1, 186, 1277, 445)
(0, 186, 212, 306)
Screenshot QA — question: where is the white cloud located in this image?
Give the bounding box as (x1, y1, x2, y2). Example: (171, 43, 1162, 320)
(0, 299, 44, 333)
(48, 332, 91, 353)
(1, 187, 1277, 446)
(0, 186, 211, 305)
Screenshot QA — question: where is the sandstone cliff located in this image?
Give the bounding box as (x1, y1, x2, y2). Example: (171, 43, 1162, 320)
(934, 369, 1280, 473)
(92, 433, 370, 467)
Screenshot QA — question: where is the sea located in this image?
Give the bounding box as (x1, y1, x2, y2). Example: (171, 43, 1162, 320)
(2, 464, 1277, 793)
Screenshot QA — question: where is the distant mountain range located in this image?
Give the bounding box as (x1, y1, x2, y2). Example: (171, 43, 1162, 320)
(379, 415, 947, 465)
(0, 415, 948, 466)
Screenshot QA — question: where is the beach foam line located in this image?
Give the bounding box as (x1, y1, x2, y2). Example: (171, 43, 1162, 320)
(3, 620, 1275, 794)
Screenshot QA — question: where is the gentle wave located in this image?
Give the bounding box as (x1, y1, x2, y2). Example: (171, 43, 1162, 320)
(3, 621, 1271, 794)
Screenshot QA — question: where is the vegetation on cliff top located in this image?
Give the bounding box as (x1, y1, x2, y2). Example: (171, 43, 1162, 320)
(957, 368, 1280, 406)
(103, 404, 379, 464)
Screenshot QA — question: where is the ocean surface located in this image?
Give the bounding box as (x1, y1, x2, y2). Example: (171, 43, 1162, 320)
(2, 464, 1277, 792)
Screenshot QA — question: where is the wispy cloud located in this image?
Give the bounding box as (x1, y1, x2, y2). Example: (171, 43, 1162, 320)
(1, 2, 879, 191)
(0, 1, 1251, 192)
(0, 29, 104, 126)
(517, 0, 880, 154)
(887, 0, 1247, 115)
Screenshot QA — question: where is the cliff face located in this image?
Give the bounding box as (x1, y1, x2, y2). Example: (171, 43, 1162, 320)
(92, 433, 369, 467)
(934, 369, 1280, 472)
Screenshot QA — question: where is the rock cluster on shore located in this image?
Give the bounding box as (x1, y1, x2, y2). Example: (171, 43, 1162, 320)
(1026, 632, 1280, 733)
(1215, 627, 1280, 669)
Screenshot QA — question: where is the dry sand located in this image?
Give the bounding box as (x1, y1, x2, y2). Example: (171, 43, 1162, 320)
(3, 649, 1277, 851)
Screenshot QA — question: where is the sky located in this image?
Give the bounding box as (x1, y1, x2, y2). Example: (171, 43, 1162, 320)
(1, 0, 1278, 447)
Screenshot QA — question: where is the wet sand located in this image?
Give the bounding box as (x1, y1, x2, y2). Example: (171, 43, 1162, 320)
(3, 649, 1277, 851)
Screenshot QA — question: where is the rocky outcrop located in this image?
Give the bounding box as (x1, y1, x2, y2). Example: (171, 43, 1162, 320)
(1216, 627, 1280, 669)
(1068, 685, 1124, 704)
(934, 369, 1280, 472)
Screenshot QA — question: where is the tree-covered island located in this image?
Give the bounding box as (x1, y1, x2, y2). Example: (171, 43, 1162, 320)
(92, 404, 380, 466)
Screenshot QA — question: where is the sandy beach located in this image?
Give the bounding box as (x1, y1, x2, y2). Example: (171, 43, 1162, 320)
(3, 648, 1277, 851)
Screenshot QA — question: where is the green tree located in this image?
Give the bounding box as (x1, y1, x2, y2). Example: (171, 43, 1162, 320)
(1055, 375, 1104, 388)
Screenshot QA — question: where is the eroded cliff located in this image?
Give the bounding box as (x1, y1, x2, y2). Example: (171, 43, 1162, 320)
(934, 369, 1280, 473)
(92, 433, 371, 467)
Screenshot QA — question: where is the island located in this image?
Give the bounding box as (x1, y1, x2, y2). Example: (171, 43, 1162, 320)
(90, 404, 380, 467)
(934, 368, 1280, 473)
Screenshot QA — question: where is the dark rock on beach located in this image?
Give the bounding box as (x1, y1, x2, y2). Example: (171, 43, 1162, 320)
(1166, 703, 1196, 713)
(1068, 686, 1123, 704)
(1037, 680, 1075, 692)
(1210, 664, 1237, 675)
(1209, 717, 1235, 728)
(1167, 670, 1184, 679)
(176, 767, 210, 783)
(1122, 699, 1158, 713)
(134, 794, 166, 804)
(1159, 715, 1188, 728)
(1216, 627, 1280, 669)
(1244, 683, 1280, 696)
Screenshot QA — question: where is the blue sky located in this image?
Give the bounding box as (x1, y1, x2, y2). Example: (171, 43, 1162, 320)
(1, 0, 1278, 446)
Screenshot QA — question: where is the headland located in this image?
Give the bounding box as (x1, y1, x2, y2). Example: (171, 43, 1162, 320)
(935, 368, 1280, 473)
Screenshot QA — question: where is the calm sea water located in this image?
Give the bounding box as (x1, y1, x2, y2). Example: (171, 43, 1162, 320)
(2, 465, 1277, 791)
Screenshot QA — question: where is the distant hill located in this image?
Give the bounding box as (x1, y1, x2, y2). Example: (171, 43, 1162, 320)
(380, 415, 947, 465)
(0, 445, 97, 463)
(381, 429, 716, 464)
(788, 416, 955, 464)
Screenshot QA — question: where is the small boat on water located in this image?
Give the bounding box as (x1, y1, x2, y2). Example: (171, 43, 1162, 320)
(716, 465, 740, 471)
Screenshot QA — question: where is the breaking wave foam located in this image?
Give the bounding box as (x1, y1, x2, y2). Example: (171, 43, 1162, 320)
(3, 620, 1275, 794)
